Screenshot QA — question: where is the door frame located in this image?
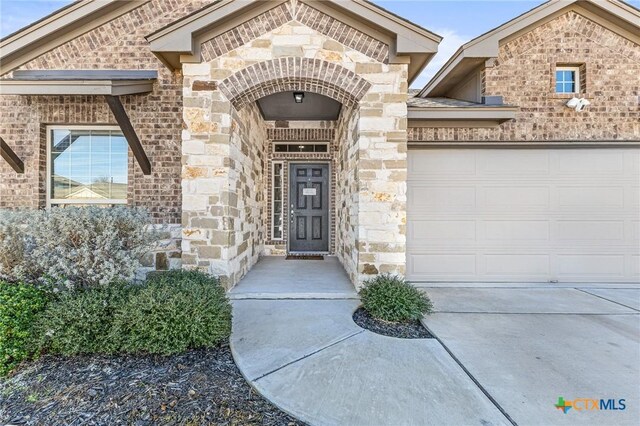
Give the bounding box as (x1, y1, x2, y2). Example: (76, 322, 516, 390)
(287, 161, 332, 255)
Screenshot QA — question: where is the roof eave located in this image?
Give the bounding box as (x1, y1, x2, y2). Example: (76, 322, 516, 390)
(0, 80, 156, 96)
(0, 0, 150, 76)
(408, 106, 518, 124)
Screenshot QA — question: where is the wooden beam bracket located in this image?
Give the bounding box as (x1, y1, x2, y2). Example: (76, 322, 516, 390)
(0, 137, 25, 173)
(105, 95, 152, 175)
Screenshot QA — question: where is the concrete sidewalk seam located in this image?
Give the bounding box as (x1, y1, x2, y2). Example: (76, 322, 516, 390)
(421, 321, 518, 426)
(574, 288, 640, 312)
(432, 311, 639, 315)
(252, 330, 365, 382)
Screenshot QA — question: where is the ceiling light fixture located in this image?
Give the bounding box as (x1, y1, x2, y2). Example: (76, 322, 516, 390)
(293, 92, 305, 104)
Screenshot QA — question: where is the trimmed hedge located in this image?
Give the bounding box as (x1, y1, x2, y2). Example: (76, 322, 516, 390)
(0, 281, 47, 376)
(34, 271, 231, 357)
(33, 283, 130, 356)
(109, 271, 232, 355)
(359, 274, 433, 323)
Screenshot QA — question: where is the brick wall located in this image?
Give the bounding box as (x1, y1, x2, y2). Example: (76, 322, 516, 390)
(409, 11, 640, 142)
(0, 0, 210, 222)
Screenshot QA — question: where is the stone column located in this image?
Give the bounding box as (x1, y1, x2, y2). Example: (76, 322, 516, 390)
(181, 62, 236, 288)
(355, 63, 409, 287)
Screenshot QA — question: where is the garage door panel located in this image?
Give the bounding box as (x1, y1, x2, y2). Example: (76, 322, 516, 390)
(556, 221, 625, 241)
(484, 254, 550, 276)
(629, 222, 640, 242)
(631, 256, 640, 277)
(556, 151, 625, 175)
(407, 148, 640, 283)
(408, 254, 476, 276)
(483, 221, 550, 241)
(409, 186, 476, 211)
(409, 220, 476, 241)
(630, 187, 640, 208)
(478, 150, 550, 174)
(481, 186, 550, 209)
(557, 186, 625, 208)
(409, 150, 476, 177)
(557, 255, 626, 278)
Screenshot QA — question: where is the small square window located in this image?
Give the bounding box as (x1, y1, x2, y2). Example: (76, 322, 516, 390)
(555, 67, 580, 94)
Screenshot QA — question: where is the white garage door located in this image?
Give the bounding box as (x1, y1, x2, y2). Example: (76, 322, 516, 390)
(407, 148, 640, 283)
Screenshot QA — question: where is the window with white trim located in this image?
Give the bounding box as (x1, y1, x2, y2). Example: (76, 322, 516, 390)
(555, 66, 580, 94)
(48, 126, 128, 206)
(272, 162, 284, 240)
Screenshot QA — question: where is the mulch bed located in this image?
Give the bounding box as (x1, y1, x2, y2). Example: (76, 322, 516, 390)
(353, 308, 433, 339)
(0, 346, 302, 426)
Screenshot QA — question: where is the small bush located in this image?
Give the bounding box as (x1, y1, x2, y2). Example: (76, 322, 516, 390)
(359, 274, 433, 323)
(0, 207, 155, 289)
(0, 281, 48, 375)
(33, 271, 231, 357)
(33, 283, 130, 356)
(109, 270, 232, 355)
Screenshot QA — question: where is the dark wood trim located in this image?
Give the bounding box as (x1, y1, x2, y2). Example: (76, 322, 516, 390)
(105, 95, 151, 175)
(0, 137, 25, 173)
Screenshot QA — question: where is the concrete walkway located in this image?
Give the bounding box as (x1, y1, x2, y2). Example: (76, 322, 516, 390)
(229, 256, 357, 300)
(230, 257, 511, 425)
(419, 284, 640, 426)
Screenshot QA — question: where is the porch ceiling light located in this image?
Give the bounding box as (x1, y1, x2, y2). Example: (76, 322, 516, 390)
(293, 92, 305, 104)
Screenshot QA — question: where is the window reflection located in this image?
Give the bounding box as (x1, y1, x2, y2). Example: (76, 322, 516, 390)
(51, 129, 128, 203)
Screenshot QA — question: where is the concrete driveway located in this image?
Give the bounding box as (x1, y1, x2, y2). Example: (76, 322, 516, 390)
(419, 285, 640, 426)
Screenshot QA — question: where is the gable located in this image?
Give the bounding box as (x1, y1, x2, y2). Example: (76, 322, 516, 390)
(199, 2, 389, 64)
(498, 10, 640, 65)
(419, 0, 640, 98)
(147, 0, 440, 84)
(484, 10, 640, 103)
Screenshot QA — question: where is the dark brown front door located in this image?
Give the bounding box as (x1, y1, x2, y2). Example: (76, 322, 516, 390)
(289, 163, 329, 252)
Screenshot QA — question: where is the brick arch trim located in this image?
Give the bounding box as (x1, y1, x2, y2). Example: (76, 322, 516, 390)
(218, 57, 372, 109)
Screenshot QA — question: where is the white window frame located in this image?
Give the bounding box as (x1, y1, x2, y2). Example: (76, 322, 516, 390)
(46, 125, 128, 207)
(555, 66, 580, 94)
(272, 141, 329, 153)
(271, 161, 284, 241)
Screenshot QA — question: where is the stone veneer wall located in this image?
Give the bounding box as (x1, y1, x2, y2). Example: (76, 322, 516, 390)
(181, 10, 410, 287)
(354, 63, 409, 285)
(409, 11, 640, 143)
(137, 224, 183, 280)
(0, 0, 210, 222)
(335, 107, 360, 283)
(227, 104, 268, 285)
(181, 66, 269, 288)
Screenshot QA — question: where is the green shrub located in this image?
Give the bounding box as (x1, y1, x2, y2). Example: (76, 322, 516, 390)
(359, 274, 433, 323)
(28, 271, 230, 359)
(109, 270, 232, 355)
(33, 283, 130, 356)
(0, 281, 48, 375)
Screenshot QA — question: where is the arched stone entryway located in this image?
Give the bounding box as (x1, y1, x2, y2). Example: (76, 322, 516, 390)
(181, 19, 408, 290)
(218, 57, 371, 109)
